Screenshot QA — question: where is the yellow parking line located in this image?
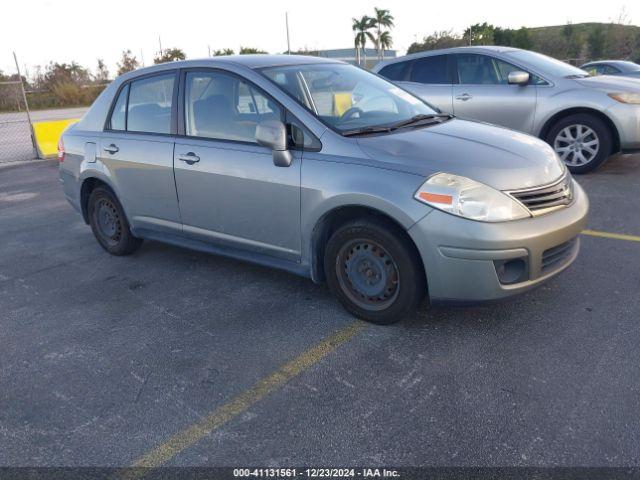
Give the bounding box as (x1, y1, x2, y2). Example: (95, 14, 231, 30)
(125, 320, 366, 475)
(582, 229, 640, 243)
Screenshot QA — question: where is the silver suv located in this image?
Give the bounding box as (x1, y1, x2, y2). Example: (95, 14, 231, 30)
(374, 46, 640, 173)
(59, 56, 588, 324)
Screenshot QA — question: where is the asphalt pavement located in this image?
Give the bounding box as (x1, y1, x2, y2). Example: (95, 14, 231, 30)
(0, 155, 639, 468)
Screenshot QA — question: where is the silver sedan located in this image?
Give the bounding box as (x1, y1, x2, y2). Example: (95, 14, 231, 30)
(59, 56, 588, 324)
(374, 46, 640, 173)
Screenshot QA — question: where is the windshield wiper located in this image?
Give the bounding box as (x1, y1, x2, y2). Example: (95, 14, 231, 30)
(341, 114, 453, 137)
(565, 74, 589, 79)
(388, 113, 453, 130)
(341, 125, 394, 137)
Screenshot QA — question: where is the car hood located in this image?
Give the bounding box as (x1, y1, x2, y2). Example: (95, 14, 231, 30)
(356, 119, 563, 191)
(574, 74, 640, 91)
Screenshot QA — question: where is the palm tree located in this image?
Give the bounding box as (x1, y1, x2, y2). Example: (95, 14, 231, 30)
(372, 8, 395, 60)
(379, 31, 393, 60)
(352, 16, 374, 66)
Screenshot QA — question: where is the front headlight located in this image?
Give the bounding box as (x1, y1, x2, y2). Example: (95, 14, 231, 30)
(608, 92, 640, 104)
(414, 173, 530, 222)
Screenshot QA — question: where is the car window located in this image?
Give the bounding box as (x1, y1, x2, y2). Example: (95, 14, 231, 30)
(584, 65, 599, 76)
(184, 71, 282, 143)
(109, 84, 128, 131)
(457, 54, 546, 86)
(286, 112, 321, 151)
(410, 55, 450, 84)
(604, 65, 621, 74)
(378, 62, 409, 81)
(127, 74, 174, 134)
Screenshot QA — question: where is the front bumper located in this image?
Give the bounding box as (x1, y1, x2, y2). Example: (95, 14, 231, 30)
(606, 102, 640, 150)
(408, 180, 589, 303)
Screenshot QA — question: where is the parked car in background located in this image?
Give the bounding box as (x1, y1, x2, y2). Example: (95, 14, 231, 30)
(580, 60, 640, 78)
(374, 46, 640, 173)
(59, 56, 588, 324)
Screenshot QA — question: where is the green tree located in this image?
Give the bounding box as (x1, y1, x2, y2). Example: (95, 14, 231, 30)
(94, 58, 109, 83)
(154, 48, 186, 64)
(213, 48, 235, 56)
(352, 15, 375, 65)
(372, 8, 394, 60)
(513, 27, 533, 50)
(588, 25, 606, 59)
(379, 31, 393, 59)
(239, 47, 267, 54)
(407, 30, 464, 54)
(464, 23, 495, 45)
(116, 50, 140, 76)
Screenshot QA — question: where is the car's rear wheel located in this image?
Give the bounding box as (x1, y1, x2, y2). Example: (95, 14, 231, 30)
(546, 113, 612, 174)
(324, 218, 425, 325)
(88, 186, 142, 255)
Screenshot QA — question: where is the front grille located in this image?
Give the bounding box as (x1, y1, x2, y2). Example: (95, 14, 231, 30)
(541, 237, 579, 275)
(507, 174, 573, 215)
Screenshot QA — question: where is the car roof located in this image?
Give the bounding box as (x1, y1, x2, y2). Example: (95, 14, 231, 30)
(118, 54, 342, 80)
(581, 60, 639, 70)
(373, 45, 520, 69)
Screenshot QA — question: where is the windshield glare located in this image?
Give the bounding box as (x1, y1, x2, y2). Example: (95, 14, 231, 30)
(507, 50, 589, 78)
(262, 64, 436, 133)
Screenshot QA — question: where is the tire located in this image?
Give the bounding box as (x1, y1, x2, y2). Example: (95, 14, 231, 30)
(324, 218, 426, 325)
(545, 113, 613, 174)
(88, 186, 142, 255)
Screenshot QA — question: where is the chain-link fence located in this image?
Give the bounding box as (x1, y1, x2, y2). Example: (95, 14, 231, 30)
(0, 80, 37, 163)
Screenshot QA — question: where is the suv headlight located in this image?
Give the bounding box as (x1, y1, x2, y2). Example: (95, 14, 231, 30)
(608, 92, 640, 104)
(414, 173, 530, 222)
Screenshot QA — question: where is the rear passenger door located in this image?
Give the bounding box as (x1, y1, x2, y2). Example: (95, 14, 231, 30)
(100, 72, 181, 234)
(381, 55, 454, 113)
(452, 54, 537, 134)
(173, 69, 302, 261)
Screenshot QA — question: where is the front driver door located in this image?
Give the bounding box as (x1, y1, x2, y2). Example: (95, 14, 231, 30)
(173, 69, 301, 261)
(452, 53, 538, 134)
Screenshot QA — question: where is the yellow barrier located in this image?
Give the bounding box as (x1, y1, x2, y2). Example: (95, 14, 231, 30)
(32, 119, 80, 158)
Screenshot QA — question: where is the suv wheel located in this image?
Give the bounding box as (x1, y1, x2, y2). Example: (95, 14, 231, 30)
(546, 113, 612, 174)
(88, 186, 142, 255)
(324, 218, 425, 325)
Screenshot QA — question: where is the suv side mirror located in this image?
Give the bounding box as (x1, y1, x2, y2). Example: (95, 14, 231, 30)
(256, 120, 293, 167)
(508, 71, 530, 86)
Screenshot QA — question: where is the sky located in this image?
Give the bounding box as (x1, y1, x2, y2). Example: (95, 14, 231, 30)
(1, 0, 638, 79)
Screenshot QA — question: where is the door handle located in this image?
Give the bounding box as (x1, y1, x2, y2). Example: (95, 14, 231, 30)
(177, 152, 200, 165)
(455, 93, 473, 101)
(103, 144, 119, 154)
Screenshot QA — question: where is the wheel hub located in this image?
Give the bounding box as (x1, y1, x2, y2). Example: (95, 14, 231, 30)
(554, 124, 599, 166)
(337, 239, 400, 311)
(96, 199, 121, 241)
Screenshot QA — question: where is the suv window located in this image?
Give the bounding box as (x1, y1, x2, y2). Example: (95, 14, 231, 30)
(410, 55, 450, 84)
(378, 62, 409, 81)
(185, 71, 282, 142)
(127, 74, 175, 134)
(457, 54, 546, 86)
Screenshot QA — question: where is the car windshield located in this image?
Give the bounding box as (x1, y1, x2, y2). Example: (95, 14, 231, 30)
(261, 63, 438, 134)
(507, 50, 589, 78)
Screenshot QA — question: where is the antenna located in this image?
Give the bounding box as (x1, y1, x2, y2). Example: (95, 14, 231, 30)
(286, 12, 291, 54)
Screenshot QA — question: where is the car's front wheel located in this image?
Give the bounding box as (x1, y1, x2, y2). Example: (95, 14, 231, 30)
(546, 113, 613, 174)
(324, 218, 425, 325)
(88, 186, 142, 255)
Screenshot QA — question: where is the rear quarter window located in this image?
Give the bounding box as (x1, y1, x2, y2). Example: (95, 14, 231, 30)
(378, 62, 409, 81)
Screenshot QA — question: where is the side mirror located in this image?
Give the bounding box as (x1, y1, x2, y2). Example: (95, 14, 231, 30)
(508, 71, 530, 86)
(256, 120, 293, 167)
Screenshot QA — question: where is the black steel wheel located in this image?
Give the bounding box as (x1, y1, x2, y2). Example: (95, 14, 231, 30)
(324, 218, 425, 324)
(88, 186, 142, 255)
